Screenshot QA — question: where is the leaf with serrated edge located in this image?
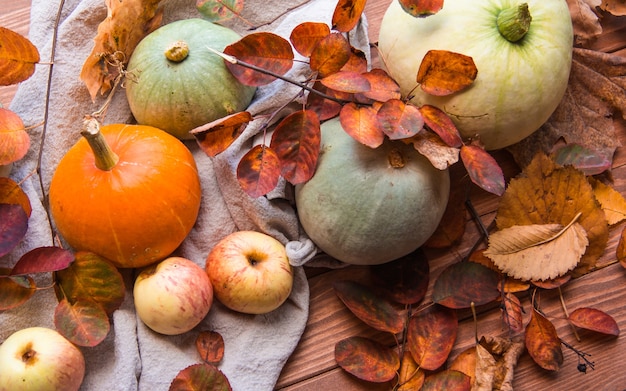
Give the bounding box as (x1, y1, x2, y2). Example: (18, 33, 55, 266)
(590, 177, 626, 225)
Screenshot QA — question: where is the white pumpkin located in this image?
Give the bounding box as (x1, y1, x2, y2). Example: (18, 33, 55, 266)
(378, 0, 573, 150)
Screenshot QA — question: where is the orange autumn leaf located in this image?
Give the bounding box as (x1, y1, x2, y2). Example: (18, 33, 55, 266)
(416, 50, 477, 96)
(421, 369, 470, 391)
(310, 32, 352, 77)
(0, 108, 29, 166)
(0, 268, 36, 311)
(600, 0, 626, 16)
(290, 22, 330, 57)
(503, 292, 525, 334)
(236, 144, 281, 198)
(569, 307, 620, 336)
(525, 309, 563, 371)
(376, 99, 423, 140)
(340, 47, 368, 74)
(339, 102, 385, 148)
(419, 104, 462, 148)
(320, 71, 371, 94)
(407, 306, 457, 370)
(0, 27, 40, 86)
(460, 144, 505, 196)
(589, 177, 626, 225)
(398, 0, 444, 17)
(0, 177, 32, 217)
(398, 351, 425, 390)
(306, 81, 343, 121)
(359, 68, 401, 103)
(191, 111, 253, 157)
(80, 0, 165, 101)
(331, 0, 367, 32)
(335, 336, 400, 383)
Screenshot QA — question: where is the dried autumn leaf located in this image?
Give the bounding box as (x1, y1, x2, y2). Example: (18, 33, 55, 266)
(589, 177, 626, 225)
(421, 369, 471, 391)
(531, 274, 572, 290)
(53, 251, 125, 315)
(480, 336, 525, 391)
(333, 280, 404, 334)
(618, 226, 626, 268)
(80, 0, 164, 100)
(460, 144, 505, 196)
(508, 48, 626, 170)
(398, 0, 444, 17)
(0, 268, 36, 311)
(331, 0, 367, 32)
(191, 111, 252, 158)
(54, 298, 110, 347)
(416, 50, 477, 96)
(424, 183, 467, 248)
(419, 104, 462, 148)
(196, 330, 225, 365)
(370, 249, 430, 305)
(551, 143, 612, 176)
(10, 246, 74, 276)
(169, 363, 232, 391)
(290, 22, 330, 57)
(407, 306, 458, 370)
(569, 307, 620, 336)
(0, 177, 32, 217)
(320, 71, 371, 94)
(359, 68, 401, 102)
(335, 336, 400, 383)
(485, 217, 589, 281)
(502, 292, 525, 334)
(0, 27, 40, 86)
(310, 32, 352, 77)
(339, 103, 385, 148)
(432, 261, 500, 309)
(494, 152, 608, 276)
(237, 145, 280, 198)
(398, 351, 425, 391)
(0, 108, 29, 165)
(196, 0, 244, 23)
(600, 0, 626, 15)
(306, 81, 343, 121)
(407, 130, 459, 170)
(0, 204, 28, 258)
(270, 110, 321, 184)
(376, 99, 424, 140)
(474, 343, 497, 391)
(223, 32, 294, 86)
(448, 347, 477, 388)
(568, 0, 603, 45)
(525, 309, 563, 371)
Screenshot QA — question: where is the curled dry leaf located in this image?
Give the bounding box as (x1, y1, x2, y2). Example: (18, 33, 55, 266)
(484, 216, 589, 281)
(416, 50, 477, 96)
(480, 336, 525, 391)
(0, 108, 29, 165)
(191, 111, 252, 158)
(407, 130, 460, 170)
(494, 152, 608, 277)
(568, 0, 603, 45)
(589, 177, 626, 225)
(0, 27, 40, 86)
(600, 0, 626, 15)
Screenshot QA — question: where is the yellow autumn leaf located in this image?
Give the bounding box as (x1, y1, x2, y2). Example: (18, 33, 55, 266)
(484, 215, 589, 281)
(590, 177, 626, 225)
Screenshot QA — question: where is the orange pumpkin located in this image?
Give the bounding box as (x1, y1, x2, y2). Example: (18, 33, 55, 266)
(49, 120, 202, 268)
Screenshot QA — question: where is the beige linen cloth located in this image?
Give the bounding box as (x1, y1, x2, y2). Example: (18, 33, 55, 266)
(1, 0, 370, 389)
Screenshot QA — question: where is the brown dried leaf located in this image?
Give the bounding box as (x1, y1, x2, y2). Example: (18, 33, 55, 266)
(407, 306, 458, 370)
(480, 336, 525, 391)
(617, 225, 626, 268)
(484, 218, 589, 281)
(494, 153, 608, 277)
(600, 0, 626, 15)
(371, 250, 430, 306)
(335, 336, 400, 383)
(432, 261, 501, 309)
(80, 0, 165, 101)
(191, 111, 252, 157)
(569, 307, 620, 336)
(0, 268, 36, 311)
(421, 369, 471, 391)
(424, 184, 467, 248)
(589, 177, 626, 225)
(0, 27, 40, 86)
(449, 348, 477, 388)
(502, 292, 525, 334)
(568, 0, 603, 45)
(407, 130, 459, 170)
(525, 309, 563, 371)
(196, 330, 225, 365)
(416, 50, 477, 96)
(508, 48, 625, 169)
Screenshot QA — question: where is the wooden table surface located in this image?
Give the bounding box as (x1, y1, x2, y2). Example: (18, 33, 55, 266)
(3, 1, 626, 391)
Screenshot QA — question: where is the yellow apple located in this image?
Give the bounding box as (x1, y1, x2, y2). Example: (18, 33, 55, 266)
(0, 327, 85, 391)
(133, 256, 213, 335)
(205, 231, 293, 314)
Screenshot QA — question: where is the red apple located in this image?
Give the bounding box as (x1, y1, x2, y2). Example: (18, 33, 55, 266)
(205, 230, 294, 314)
(0, 327, 85, 391)
(133, 256, 213, 335)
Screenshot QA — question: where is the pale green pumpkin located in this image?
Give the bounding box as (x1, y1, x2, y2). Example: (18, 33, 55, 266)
(295, 118, 450, 266)
(126, 18, 256, 140)
(378, 0, 573, 150)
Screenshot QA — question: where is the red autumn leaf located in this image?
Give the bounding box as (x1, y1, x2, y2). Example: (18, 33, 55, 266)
(237, 144, 281, 198)
(196, 330, 226, 366)
(0, 268, 36, 311)
(339, 102, 385, 148)
(0, 203, 28, 258)
(0, 108, 30, 165)
(407, 306, 458, 370)
(421, 369, 471, 391)
(10, 246, 74, 276)
(196, 0, 244, 23)
(359, 68, 401, 103)
(335, 336, 400, 382)
(503, 292, 525, 334)
(417, 50, 478, 96)
(376, 99, 424, 140)
(320, 71, 371, 94)
(0, 177, 32, 217)
(223, 32, 294, 86)
(419, 104, 463, 148)
(525, 309, 563, 371)
(340, 47, 368, 74)
(306, 81, 344, 121)
(460, 144, 505, 196)
(169, 363, 232, 391)
(333, 280, 404, 334)
(551, 143, 612, 176)
(310, 32, 352, 77)
(432, 261, 501, 309)
(569, 307, 620, 336)
(54, 251, 125, 315)
(371, 249, 429, 306)
(0, 26, 40, 86)
(191, 111, 253, 157)
(424, 184, 467, 248)
(398, 0, 444, 17)
(331, 0, 367, 32)
(54, 298, 110, 347)
(289, 22, 330, 57)
(270, 110, 321, 185)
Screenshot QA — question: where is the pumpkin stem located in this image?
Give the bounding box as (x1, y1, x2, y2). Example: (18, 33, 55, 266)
(164, 40, 190, 62)
(388, 148, 406, 168)
(496, 3, 532, 43)
(81, 117, 119, 171)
